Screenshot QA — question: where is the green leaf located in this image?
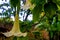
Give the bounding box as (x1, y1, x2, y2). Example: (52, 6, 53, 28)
(13, 36, 17, 40)
(44, 2, 58, 19)
(50, 24, 57, 31)
(31, 0, 46, 5)
(17, 36, 29, 40)
(10, 0, 20, 9)
(53, 0, 60, 6)
(50, 31, 53, 38)
(32, 4, 42, 22)
(58, 14, 60, 20)
(57, 21, 60, 31)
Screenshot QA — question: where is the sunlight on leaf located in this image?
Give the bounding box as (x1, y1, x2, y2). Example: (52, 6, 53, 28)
(40, 11, 45, 18)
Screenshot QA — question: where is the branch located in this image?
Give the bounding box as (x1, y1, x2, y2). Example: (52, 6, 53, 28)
(31, 13, 46, 32)
(24, 9, 31, 21)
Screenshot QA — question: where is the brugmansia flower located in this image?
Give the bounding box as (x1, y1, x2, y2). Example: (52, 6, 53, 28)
(22, 0, 35, 10)
(2, 0, 27, 37)
(2, 7, 27, 37)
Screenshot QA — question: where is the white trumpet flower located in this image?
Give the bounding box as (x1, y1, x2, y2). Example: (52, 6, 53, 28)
(21, 0, 35, 10)
(2, 7, 27, 37)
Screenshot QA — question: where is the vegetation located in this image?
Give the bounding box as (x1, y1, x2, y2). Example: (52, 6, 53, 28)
(0, 0, 60, 40)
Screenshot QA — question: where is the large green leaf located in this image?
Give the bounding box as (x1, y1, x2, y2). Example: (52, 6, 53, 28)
(53, 0, 60, 6)
(31, 0, 46, 5)
(44, 1, 58, 19)
(32, 4, 42, 22)
(57, 21, 60, 31)
(49, 31, 53, 38)
(50, 24, 57, 31)
(10, 0, 20, 9)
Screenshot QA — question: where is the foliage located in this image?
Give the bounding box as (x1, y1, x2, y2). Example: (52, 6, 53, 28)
(10, 0, 20, 9)
(44, 1, 58, 19)
(32, 4, 42, 22)
(20, 21, 34, 32)
(31, 0, 46, 5)
(0, 0, 60, 40)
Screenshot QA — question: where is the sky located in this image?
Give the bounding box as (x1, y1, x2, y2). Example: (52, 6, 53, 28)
(0, 0, 10, 13)
(0, 0, 9, 4)
(0, 0, 32, 21)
